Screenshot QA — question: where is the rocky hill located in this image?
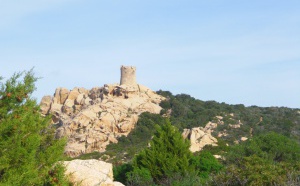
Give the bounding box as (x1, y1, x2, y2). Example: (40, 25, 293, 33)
(93, 90, 300, 165)
(39, 66, 300, 161)
(40, 66, 165, 157)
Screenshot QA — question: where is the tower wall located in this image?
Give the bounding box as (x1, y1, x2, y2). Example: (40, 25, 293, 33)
(120, 66, 137, 85)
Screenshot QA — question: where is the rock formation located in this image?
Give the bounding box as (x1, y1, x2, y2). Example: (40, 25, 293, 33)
(182, 121, 218, 152)
(40, 66, 165, 157)
(182, 114, 250, 152)
(62, 159, 124, 186)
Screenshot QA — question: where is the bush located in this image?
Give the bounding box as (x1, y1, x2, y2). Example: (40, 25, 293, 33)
(226, 132, 300, 164)
(0, 70, 67, 185)
(211, 155, 287, 186)
(132, 120, 194, 182)
(45, 163, 72, 186)
(113, 163, 133, 184)
(126, 167, 154, 186)
(160, 172, 202, 186)
(190, 151, 223, 179)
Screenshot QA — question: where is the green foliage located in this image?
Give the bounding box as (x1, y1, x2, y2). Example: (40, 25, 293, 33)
(201, 138, 229, 155)
(75, 151, 102, 160)
(226, 132, 300, 164)
(126, 167, 154, 186)
(190, 151, 223, 179)
(157, 91, 300, 143)
(113, 117, 228, 185)
(113, 163, 133, 184)
(0, 70, 67, 185)
(211, 132, 300, 186)
(132, 120, 194, 183)
(45, 163, 72, 186)
(112, 91, 300, 185)
(211, 155, 296, 186)
(164, 172, 202, 186)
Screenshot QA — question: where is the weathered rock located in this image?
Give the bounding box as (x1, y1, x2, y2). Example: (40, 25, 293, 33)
(218, 131, 228, 137)
(67, 88, 80, 101)
(182, 122, 218, 152)
(241, 137, 248, 141)
(40, 95, 52, 115)
(41, 66, 165, 157)
(89, 87, 102, 100)
(62, 99, 75, 115)
(43, 84, 165, 157)
(62, 159, 124, 186)
(229, 124, 241, 128)
(53, 88, 61, 104)
(54, 87, 70, 104)
(213, 155, 222, 159)
(75, 93, 85, 105)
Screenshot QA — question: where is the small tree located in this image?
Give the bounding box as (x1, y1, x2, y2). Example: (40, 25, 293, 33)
(132, 120, 194, 183)
(0, 70, 67, 185)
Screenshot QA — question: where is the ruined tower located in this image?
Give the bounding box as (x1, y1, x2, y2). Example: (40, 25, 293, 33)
(120, 65, 136, 85)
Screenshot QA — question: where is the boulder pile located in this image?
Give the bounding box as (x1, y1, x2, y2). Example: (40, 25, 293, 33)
(40, 83, 165, 157)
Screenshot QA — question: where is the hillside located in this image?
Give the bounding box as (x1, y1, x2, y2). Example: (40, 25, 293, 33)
(2, 69, 299, 185)
(95, 90, 300, 185)
(36, 66, 300, 185)
(158, 90, 300, 143)
(40, 66, 300, 160)
(80, 90, 300, 164)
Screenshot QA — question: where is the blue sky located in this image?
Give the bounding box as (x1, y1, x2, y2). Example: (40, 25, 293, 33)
(0, 0, 299, 108)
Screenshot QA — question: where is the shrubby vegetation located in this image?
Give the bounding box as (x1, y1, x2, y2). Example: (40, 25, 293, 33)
(210, 132, 300, 185)
(114, 120, 222, 185)
(0, 71, 69, 185)
(113, 124, 300, 185)
(131, 120, 194, 183)
(112, 90, 300, 185)
(2, 70, 299, 185)
(157, 90, 300, 143)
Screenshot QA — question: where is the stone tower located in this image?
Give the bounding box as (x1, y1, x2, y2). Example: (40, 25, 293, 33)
(120, 65, 137, 85)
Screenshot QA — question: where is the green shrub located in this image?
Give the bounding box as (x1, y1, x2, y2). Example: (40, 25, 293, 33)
(0, 70, 67, 185)
(160, 172, 202, 186)
(190, 151, 223, 179)
(113, 163, 133, 184)
(45, 163, 72, 186)
(133, 120, 194, 182)
(211, 132, 300, 185)
(126, 167, 154, 186)
(226, 132, 300, 164)
(211, 155, 288, 186)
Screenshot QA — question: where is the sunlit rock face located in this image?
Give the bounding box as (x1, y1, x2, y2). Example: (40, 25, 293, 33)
(40, 66, 165, 157)
(182, 121, 218, 152)
(62, 159, 125, 186)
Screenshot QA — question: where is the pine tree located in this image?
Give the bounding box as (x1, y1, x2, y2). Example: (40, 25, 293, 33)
(0, 70, 67, 185)
(132, 119, 194, 183)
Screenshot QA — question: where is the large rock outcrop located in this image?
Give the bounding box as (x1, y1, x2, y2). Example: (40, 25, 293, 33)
(62, 159, 124, 186)
(40, 84, 165, 157)
(182, 121, 218, 152)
